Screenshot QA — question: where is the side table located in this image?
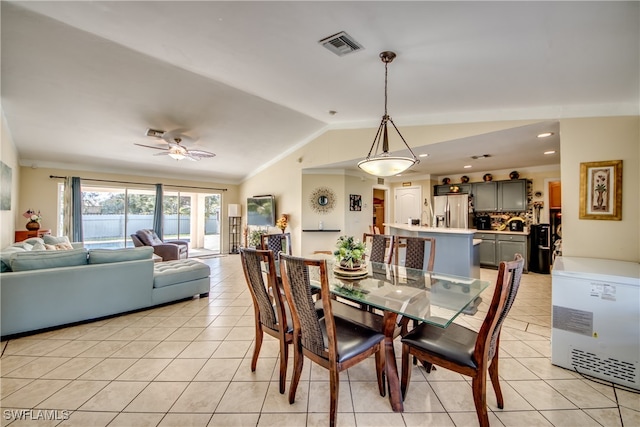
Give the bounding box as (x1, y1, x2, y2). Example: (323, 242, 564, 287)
(15, 229, 51, 242)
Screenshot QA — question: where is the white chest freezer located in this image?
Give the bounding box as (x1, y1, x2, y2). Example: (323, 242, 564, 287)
(551, 256, 640, 390)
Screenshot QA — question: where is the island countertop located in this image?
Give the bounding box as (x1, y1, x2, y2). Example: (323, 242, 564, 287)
(384, 223, 475, 235)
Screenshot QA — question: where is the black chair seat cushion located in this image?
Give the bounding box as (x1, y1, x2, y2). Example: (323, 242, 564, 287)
(402, 321, 478, 369)
(319, 316, 384, 363)
(316, 299, 402, 338)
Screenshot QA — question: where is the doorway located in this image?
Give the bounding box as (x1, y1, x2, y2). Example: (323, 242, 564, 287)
(372, 188, 386, 233)
(394, 186, 422, 225)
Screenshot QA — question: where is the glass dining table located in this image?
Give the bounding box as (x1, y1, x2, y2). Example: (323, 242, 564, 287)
(308, 259, 490, 412)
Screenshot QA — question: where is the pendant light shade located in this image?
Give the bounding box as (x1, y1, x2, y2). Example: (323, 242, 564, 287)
(358, 51, 419, 177)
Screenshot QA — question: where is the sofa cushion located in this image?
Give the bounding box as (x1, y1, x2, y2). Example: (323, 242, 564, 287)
(153, 259, 210, 289)
(88, 247, 154, 264)
(10, 248, 89, 272)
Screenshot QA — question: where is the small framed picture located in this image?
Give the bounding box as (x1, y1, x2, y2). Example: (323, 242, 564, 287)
(579, 160, 622, 220)
(349, 194, 362, 211)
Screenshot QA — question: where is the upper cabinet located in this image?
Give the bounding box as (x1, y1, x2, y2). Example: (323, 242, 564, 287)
(473, 179, 527, 212)
(472, 182, 498, 211)
(499, 180, 527, 211)
(549, 181, 562, 209)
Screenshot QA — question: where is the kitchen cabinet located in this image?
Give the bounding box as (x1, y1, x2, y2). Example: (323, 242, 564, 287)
(472, 182, 498, 211)
(475, 232, 497, 266)
(434, 183, 471, 196)
(497, 234, 528, 271)
(499, 180, 527, 211)
(475, 232, 528, 271)
(473, 179, 527, 212)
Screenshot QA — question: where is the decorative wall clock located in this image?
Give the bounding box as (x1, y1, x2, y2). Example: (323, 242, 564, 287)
(309, 187, 336, 214)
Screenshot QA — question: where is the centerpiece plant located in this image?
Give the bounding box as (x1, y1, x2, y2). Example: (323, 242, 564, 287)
(334, 235, 366, 269)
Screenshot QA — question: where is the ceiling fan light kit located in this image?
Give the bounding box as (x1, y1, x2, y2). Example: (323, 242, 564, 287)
(135, 130, 215, 161)
(358, 51, 419, 177)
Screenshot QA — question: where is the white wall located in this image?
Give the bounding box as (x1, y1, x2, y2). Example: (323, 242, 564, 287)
(0, 109, 19, 248)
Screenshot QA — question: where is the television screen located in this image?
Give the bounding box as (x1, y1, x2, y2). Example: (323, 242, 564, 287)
(247, 195, 275, 226)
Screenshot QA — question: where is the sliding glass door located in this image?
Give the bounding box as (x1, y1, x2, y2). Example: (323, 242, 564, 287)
(65, 184, 221, 254)
(80, 187, 156, 249)
(163, 193, 191, 242)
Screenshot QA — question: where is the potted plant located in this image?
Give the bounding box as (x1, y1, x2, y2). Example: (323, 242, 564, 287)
(334, 235, 366, 269)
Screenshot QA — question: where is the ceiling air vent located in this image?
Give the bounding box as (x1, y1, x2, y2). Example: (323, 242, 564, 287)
(145, 128, 165, 138)
(319, 31, 363, 56)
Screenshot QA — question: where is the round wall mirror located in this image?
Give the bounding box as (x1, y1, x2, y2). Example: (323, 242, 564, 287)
(310, 187, 336, 214)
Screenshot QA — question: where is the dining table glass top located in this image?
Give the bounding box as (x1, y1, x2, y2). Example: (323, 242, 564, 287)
(311, 260, 490, 328)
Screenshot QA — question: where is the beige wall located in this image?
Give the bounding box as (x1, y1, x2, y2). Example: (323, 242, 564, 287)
(17, 167, 240, 252)
(241, 116, 639, 262)
(559, 117, 639, 261)
(0, 110, 20, 248)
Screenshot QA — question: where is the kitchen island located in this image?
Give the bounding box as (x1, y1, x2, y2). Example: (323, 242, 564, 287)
(385, 223, 481, 278)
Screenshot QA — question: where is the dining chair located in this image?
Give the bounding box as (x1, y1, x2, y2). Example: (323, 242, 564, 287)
(261, 232, 292, 259)
(400, 254, 525, 427)
(278, 253, 386, 427)
(362, 233, 395, 264)
(394, 236, 436, 270)
(393, 236, 436, 336)
(239, 247, 292, 394)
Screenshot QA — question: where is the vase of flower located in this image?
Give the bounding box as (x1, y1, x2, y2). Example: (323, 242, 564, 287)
(276, 214, 289, 233)
(334, 235, 365, 270)
(26, 220, 40, 231)
(23, 209, 42, 231)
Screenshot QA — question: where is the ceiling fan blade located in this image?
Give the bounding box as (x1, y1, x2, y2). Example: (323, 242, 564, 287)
(134, 143, 168, 151)
(187, 149, 216, 159)
(153, 152, 170, 156)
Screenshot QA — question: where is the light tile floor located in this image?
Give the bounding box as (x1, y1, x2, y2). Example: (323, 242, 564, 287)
(1, 256, 638, 426)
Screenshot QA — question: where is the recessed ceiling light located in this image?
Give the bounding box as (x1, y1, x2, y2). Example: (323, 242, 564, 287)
(395, 174, 402, 177)
(544, 150, 556, 155)
(538, 132, 554, 138)
(419, 153, 429, 158)
(464, 165, 472, 169)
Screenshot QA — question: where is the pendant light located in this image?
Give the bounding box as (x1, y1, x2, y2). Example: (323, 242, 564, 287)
(358, 51, 419, 177)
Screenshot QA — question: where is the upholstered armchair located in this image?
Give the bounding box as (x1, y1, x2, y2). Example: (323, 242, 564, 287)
(131, 229, 188, 261)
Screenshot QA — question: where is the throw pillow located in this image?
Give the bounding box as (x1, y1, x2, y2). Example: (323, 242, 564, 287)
(55, 242, 74, 250)
(136, 229, 163, 246)
(43, 235, 72, 246)
(11, 242, 34, 251)
(23, 237, 45, 246)
(10, 248, 89, 272)
(44, 244, 58, 250)
(31, 242, 47, 251)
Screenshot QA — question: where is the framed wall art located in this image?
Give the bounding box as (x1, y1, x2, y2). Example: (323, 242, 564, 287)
(349, 194, 362, 211)
(579, 160, 622, 220)
(1, 161, 12, 211)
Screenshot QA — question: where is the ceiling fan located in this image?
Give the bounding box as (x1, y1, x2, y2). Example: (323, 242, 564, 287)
(134, 129, 216, 161)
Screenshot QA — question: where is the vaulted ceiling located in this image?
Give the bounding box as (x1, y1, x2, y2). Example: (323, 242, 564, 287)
(2, 1, 638, 183)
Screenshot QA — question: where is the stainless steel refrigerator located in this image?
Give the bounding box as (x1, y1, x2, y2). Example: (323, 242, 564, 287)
(433, 194, 470, 228)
